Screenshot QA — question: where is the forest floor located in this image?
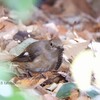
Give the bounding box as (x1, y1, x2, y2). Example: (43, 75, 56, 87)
(0, 0, 100, 100)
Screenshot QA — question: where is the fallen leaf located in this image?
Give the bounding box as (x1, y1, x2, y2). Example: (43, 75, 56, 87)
(9, 38, 37, 56)
(63, 40, 89, 60)
(0, 51, 14, 61)
(5, 40, 18, 51)
(56, 82, 79, 99)
(16, 78, 34, 88)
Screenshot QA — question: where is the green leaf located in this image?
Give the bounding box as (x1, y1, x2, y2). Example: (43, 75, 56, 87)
(0, 84, 25, 100)
(56, 82, 78, 99)
(3, 0, 37, 22)
(4, 0, 37, 10)
(0, 61, 16, 81)
(9, 38, 37, 56)
(0, 81, 42, 100)
(86, 90, 100, 99)
(8, 92, 25, 100)
(0, 95, 7, 100)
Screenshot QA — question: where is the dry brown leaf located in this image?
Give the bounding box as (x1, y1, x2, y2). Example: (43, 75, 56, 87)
(0, 5, 8, 17)
(35, 85, 48, 95)
(35, 78, 47, 87)
(0, 51, 14, 61)
(16, 78, 34, 88)
(76, 30, 93, 40)
(63, 39, 89, 60)
(32, 24, 58, 40)
(5, 40, 18, 51)
(0, 37, 6, 51)
(53, 0, 97, 18)
(0, 21, 4, 30)
(69, 89, 79, 100)
(92, 23, 100, 32)
(57, 25, 67, 35)
(0, 20, 17, 32)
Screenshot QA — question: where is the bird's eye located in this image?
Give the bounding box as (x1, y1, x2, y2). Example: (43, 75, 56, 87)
(50, 42, 53, 46)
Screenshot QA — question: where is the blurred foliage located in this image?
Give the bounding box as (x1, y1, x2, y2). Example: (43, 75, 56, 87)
(3, 0, 33, 10)
(0, 84, 33, 100)
(0, 83, 42, 100)
(0, 61, 16, 81)
(56, 82, 78, 99)
(87, 90, 100, 99)
(0, 0, 37, 22)
(0, 39, 39, 100)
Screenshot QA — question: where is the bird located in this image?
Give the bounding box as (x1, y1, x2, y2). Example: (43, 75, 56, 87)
(12, 39, 64, 73)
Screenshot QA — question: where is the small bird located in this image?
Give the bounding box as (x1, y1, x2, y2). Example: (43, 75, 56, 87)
(12, 39, 64, 73)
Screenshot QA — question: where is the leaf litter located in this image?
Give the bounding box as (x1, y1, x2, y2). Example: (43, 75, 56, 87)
(0, 0, 100, 100)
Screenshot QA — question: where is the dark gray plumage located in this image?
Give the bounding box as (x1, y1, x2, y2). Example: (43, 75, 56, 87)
(12, 39, 63, 73)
